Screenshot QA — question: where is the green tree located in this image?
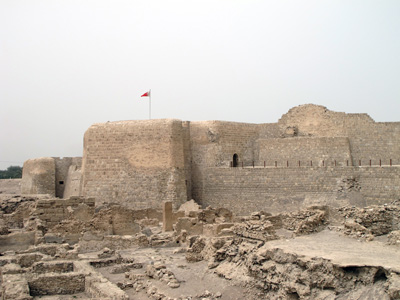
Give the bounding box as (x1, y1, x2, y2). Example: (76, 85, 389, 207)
(0, 166, 23, 179)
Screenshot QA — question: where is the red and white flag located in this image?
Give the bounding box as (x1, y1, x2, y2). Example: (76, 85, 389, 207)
(141, 91, 150, 97)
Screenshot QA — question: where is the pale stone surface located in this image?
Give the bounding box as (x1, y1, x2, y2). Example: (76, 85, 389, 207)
(162, 201, 173, 232)
(178, 199, 201, 216)
(81, 119, 188, 210)
(21, 157, 56, 196)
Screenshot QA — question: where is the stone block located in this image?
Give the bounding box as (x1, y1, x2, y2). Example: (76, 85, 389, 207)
(31, 261, 74, 274)
(1, 263, 23, 275)
(1, 273, 31, 300)
(163, 201, 173, 232)
(17, 253, 44, 268)
(28, 273, 85, 296)
(0, 231, 35, 252)
(175, 217, 203, 235)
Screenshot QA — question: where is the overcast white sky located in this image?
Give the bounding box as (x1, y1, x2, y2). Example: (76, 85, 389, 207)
(1, 0, 399, 170)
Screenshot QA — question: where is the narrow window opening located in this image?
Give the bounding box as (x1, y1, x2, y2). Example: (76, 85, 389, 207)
(233, 154, 239, 167)
(59, 181, 64, 185)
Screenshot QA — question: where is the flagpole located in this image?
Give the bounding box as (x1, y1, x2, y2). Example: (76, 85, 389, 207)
(149, 89, 151, 120)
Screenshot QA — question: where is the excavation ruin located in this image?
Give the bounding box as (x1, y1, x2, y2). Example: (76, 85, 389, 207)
(1, 104, 400, 299)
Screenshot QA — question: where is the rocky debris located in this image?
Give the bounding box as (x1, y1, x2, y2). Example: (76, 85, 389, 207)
(0, 196, 37, 215)
(195, 235, 396, 300)
(98, 247, 115, 258)
(89, 255, 123, 268)
(197, 206, 233, 224)
(280, 207, 328, 235)
(337, 202, 400, 239)
(198, 290, 222, 299)
(209, 238, 261, 271)
(116, 280, 134, 290)
(387, 230, 400, 246)
(145, 285, 223, 300)
(3, 201, 36, 230)
(125, 271, 147, 292)
(0, 224, 10, 235)
(343, 219, 374, 240)
(338, 177, 361, 193)
(232, 218, 277, 241)
(17, 253, 46, 268)
(186, 236, 207, 262)
(110, 262, 143, 274)
(2, 197, 400, 299)
(149, 232, 175, 247)
(246, 246, 392, 299)
(145, 262, 180, 288)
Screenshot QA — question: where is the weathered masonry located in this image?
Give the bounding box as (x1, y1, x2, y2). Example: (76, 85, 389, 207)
(21, 104, 400, 214)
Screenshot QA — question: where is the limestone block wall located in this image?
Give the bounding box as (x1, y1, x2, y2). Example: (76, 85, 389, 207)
(81, 119, 188, 209)
(182, 121, 192, 200)
(344, 121, 400, 165)
(63, 163, 83, 199)
(54, 157, 82, 198)
(357, 167, 400, 205)
(35, 197, 95, 228)
(21, 158, 56, 196)
(277, 104, 400, 166)
(256, 137, 352, 167)
(278, 104, 350, 137)
(189, 120, 261, 201)
(200, 166, 400, 215)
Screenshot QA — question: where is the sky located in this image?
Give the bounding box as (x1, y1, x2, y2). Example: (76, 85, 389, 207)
(1, 0, 399, 170)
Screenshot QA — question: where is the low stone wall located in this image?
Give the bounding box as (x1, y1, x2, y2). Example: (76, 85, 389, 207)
(35, 197, 95, 228)
(0, 231, 35, 252)
(85, 275, 129, 300)
(31, 261, 74, 274)
(28, 273, 85, 296)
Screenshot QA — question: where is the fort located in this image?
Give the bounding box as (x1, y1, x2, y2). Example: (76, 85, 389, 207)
(19, 104, 400, 214)
(1, 104, 400, 299)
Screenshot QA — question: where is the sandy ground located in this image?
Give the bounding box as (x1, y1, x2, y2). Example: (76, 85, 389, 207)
(94, 246, 247, 300)
(264, 228, 400, 271)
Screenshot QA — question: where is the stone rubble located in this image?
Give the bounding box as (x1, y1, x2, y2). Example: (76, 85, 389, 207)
(1, 195, 400, 299)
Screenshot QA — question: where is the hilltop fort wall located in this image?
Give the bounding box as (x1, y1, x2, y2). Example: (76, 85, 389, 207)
(20, 104, 400, 215)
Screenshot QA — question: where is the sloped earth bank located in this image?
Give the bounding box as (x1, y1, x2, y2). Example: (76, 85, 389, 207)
(193, 229, 400, 300)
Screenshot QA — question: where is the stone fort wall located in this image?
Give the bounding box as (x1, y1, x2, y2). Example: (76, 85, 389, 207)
(200, 166, 400, 215)
(21, 104, 400, 214)
(277, 104, 400, 165)
(81, 119, 188, 209)
(255, 137, 352, 167)
(21, 157, 81, 198)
